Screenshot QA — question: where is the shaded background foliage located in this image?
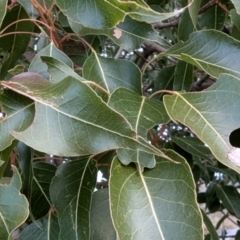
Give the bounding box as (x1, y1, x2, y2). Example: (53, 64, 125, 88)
(0, 0, 240, 239)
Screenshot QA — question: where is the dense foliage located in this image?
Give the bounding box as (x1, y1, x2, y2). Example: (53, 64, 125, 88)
(1, 0, 240, 239)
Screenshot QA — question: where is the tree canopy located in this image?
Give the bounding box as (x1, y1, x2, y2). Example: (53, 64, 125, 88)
(1, 0, 240, 239)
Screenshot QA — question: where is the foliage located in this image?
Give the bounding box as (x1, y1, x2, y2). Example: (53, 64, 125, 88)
(0, 0, 240, 239)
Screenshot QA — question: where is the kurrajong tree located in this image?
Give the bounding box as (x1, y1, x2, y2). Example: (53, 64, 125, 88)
(0, 0, 240, 239)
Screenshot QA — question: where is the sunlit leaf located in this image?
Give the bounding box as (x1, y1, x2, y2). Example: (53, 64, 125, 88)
(50, 157, 97, 240)
(108, 88, 169, 137)
(0, 166, 29, 240)
(164, 74, 240, 173)
(0, 90, 34, 151)
(29, 42, 73, 79)
(164, 30, 240, 79)
(110, 150, 203, 240)
(83, 54, 142, 94)
(90, 189, 116, 240)
(18, 211, 59, 240)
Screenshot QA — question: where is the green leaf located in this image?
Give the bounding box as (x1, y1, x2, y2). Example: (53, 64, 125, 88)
(40, 56, 82, 83)
(0, 166, 29, 240)
(164, 30, 240, 79)
(50, 157, 98, 240)
(178, 9, 195, 41)
(117, 149, 156, 171)
(69, 16, 168, 51)
(201, 209, 219, 240)
(56, 0, 190, 29)
(83, 54, 142, 94)
(231, 9, 240, 32)
(188, 0, 201, 28)
(90, 189, 116, 240)
(0, 89, 34, 151)
(17, 0, 38, 18)
(198, 0, 226, 30)
(0, 140, 17, 178)
(1, 73, 167, 160)
(17, 140, 55, 220)
(16, 142, 33, 199)
(31, 162, 57, 219)
(215, 185, 240, 218)
(171, 136, 212, 160)
(18, 211, 59, 240)
(232, 0, 240, 14)
(153, 66, 175, 99)
(110, 150, 203, 240)
(163, 74, 240, 173)
(173, 61, 193, 91)
(0, 0, 7, 27)
(0, 5, 34, 78)
(108, 88, 169, 138)
(29, 42, 73, 80)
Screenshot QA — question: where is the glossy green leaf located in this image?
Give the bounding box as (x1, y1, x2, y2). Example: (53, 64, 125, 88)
(41, 56, 82, 83)
(83, 54, 142, 94)
(201, 209, 219, 240)
(29, 42, 73, 80)
(0, 140, 17, 178)
(110, 150, 203, 240)
(173, 60, 193, 91)
(0, 5, 34, 78)
(232, 0, 240, 14)
(1, 73, 167, 160)
(188, 0, 201, 28)
(164, 30, 240, 79)
(18, 211, 59, 240)
(164, 74, 240, 173)
(171, 136, 212, 160)
(108, 88, 169, 138)
(0, 166, 29, 240)
(198, 0, 226, 30)
(69, 16, 167, 51)
(50, 157, 97, 240)
(56, 0, 190, 30)
(0, 90, 34, 151)
(215, 185, 240, 218)
(90, 189, 116, 240)
(0, 0, 7, 27)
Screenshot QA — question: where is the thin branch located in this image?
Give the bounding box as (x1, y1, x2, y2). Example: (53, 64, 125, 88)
(152, 18, 179, 29)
